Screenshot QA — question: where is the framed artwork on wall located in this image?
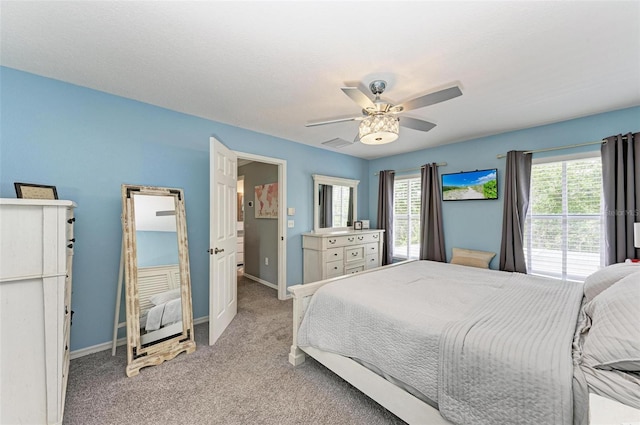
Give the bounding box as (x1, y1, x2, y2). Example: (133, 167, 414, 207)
(254, 182, 278, 218)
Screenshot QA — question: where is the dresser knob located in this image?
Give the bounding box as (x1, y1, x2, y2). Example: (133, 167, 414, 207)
(373, 234, 378, 239)
(358, 236, 364, 240)
(67, 217, 76, 224)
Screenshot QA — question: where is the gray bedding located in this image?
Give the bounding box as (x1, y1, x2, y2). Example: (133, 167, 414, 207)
(438, 272, 586, 425)
(298, 261, 514, 404)
(297, 260, 588, 425)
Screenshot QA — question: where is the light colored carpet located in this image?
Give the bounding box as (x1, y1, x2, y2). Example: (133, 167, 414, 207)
(63, 276, 406, 424)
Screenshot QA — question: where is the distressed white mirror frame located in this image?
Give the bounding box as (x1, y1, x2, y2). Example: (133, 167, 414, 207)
(312, 174, 359, 233)
(121, 184, 196, 377)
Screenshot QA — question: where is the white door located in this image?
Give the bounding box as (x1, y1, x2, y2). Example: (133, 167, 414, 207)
(209, 137, 238, 345)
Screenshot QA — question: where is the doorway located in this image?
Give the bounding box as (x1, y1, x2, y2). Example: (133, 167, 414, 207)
(235, 151, 287, 300)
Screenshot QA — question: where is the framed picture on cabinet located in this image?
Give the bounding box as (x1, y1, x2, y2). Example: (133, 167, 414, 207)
(354, 220, 363, 230)
(14, 182, 59, 200)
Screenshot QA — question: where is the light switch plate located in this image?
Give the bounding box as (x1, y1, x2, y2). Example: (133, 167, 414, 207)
(287, 207, 295, 216)
(288, 220, 294, 228)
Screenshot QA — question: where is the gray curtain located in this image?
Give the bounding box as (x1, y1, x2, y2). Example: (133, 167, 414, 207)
(347, 187, 354, 226)
(499, 150, 532, 273)
(377, 170, 395, 265)
(419, 164, 446, 261)
(602, 132, 640, 265)
(319, 184, 332, 228)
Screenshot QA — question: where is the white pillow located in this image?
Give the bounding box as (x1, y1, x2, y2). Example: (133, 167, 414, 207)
(149, 288, 181, 306)
(583, 263, 640, 303)
(450, 247, 496, 269)
(582, 272, 640, 372)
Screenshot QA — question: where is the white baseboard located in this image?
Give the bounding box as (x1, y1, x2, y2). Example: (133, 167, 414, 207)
(70, 315, 210, 360)
(242, 272, 278, 290)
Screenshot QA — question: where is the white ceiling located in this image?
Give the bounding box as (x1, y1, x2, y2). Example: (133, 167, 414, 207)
(1, 1, 639, 160)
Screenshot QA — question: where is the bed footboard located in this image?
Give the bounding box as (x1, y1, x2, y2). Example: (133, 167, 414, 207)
(288, 278, 328, 365)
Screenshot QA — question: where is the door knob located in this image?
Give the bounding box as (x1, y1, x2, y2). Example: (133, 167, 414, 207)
(214, 247, 224, 254)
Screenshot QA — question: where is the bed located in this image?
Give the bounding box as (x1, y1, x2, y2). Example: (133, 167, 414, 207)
(137, 265, 183, 346)
(288, 260, 640, 425)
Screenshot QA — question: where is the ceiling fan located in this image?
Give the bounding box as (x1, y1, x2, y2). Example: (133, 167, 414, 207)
(306, 80, 462, 145)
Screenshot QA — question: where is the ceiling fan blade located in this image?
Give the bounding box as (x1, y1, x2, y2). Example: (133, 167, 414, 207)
(399, 116, 437, 132)
(305, 115, 363, 127)
(341, 87, 375, 110)
(398, 86, 462, 112)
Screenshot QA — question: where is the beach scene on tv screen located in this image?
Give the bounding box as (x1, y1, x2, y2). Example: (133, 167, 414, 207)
(442, 169, 497, 200)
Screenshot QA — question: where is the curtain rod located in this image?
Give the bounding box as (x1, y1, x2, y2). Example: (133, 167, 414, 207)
(374, 162, 447, 176)
(495, 138, 619, 159)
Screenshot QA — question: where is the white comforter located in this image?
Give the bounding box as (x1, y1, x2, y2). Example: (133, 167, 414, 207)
(297, 260, 586, 425)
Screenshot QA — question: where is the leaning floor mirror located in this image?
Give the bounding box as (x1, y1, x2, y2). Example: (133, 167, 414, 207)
(121, 184, 196, 377)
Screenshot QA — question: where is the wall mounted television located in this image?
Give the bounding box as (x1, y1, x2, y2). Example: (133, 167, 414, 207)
(441, 168, 498, 201)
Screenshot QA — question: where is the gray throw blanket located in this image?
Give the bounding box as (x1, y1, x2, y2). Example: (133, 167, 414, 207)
(438, 273, 587, 425)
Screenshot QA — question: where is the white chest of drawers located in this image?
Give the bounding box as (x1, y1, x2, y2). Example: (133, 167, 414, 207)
(302, 229, 385, 283)
(0, 199, 76, 425)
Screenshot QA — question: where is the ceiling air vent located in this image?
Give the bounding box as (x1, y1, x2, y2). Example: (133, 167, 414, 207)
(322, 138, 353, 148)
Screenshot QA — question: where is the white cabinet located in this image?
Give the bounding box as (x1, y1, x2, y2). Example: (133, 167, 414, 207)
(302, 229, 384, 283)
(0, 199, 76, 425)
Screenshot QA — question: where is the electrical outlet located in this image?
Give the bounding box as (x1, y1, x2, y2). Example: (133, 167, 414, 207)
(265, 257, 269, 266)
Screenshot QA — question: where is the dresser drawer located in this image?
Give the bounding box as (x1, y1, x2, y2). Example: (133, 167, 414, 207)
(66, 209, 75, 240)
(324, 235, 358, 248)
(355, 232, 381, 244)
(326, 247, 344, 262)
(345, 246, 364, 264)
(325, 260, 343, 278)
(345, 265, 364, 275)
(365, 253, 379, 269)
(364, 243, 379, 254)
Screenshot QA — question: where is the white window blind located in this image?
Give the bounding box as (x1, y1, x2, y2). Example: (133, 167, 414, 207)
(332, 185, 351, 227)
(523, 156, 604, 281)
(393, 176, 421, 259)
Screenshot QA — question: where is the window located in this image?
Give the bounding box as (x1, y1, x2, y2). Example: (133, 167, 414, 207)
(332, 185, 351, 227)
(393, 176, 421, 259)
(523, 155, 604, 281)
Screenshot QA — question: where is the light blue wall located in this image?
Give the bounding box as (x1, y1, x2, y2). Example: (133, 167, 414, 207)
(0, 67, 369, 351)
(368, 106, 640, 268)
(136, 231, 179, 267)
(2, 66, 637, 351)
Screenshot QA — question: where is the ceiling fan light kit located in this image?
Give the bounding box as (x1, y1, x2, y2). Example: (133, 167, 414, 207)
(307, 79, 462, 147)
(359, 115, 399, 145)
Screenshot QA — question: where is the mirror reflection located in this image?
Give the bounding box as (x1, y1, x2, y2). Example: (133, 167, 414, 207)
(133, 194, 183, 345)
(313, 174, 359, 232)
(318, 184, 354, 228)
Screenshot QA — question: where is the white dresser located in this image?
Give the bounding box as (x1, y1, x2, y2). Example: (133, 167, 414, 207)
(0, 199, 76, 425)
(302, 229, 385, 283)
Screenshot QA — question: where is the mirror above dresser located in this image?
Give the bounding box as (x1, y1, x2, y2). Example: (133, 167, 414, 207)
(305, 174, 384, 284)
(312, 174, 359, 233)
